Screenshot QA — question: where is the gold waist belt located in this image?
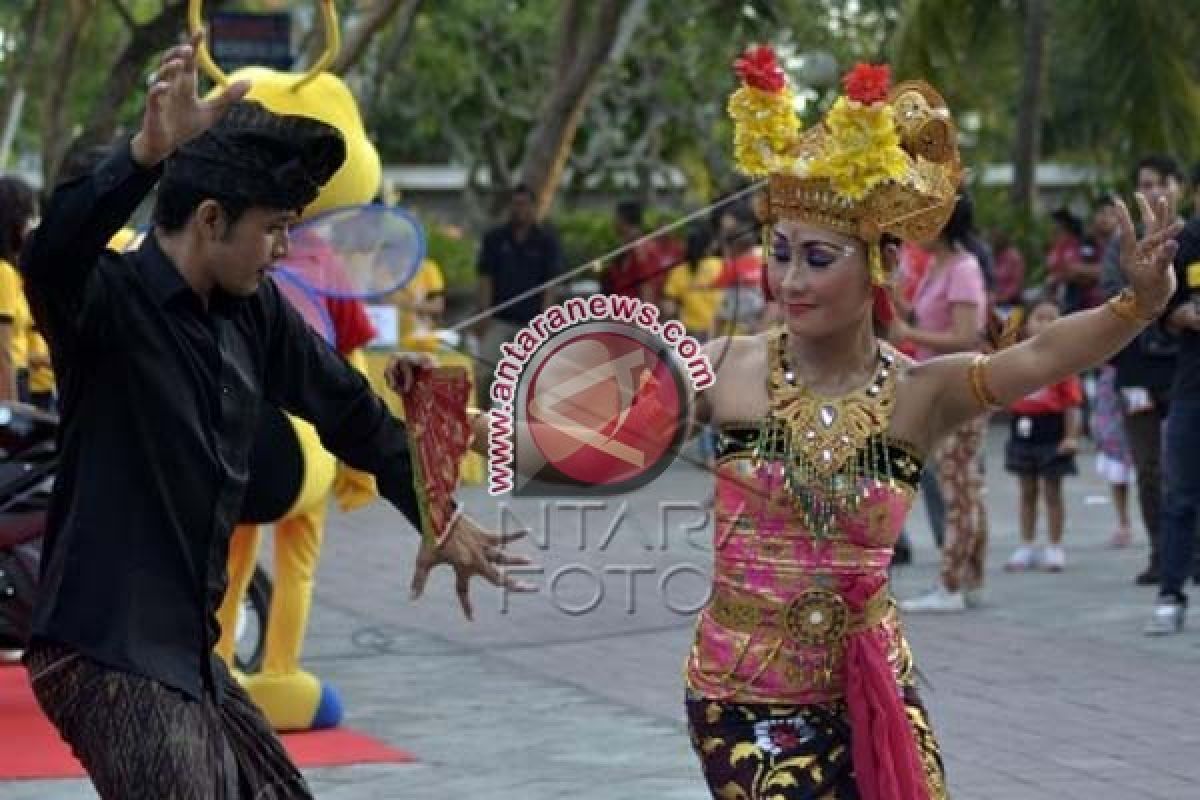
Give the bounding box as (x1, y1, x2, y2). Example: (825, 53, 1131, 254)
(709, 584, 892, 647)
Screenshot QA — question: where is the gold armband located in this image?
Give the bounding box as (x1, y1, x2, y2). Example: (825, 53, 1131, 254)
(1106, 288, 1161, 324)
(968, 353, 1002, 410)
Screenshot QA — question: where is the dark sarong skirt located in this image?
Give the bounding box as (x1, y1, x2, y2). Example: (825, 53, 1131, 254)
(685, 688, 948, 799)
(25, 642, 312, 800)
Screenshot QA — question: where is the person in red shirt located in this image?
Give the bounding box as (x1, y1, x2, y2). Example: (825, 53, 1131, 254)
(1004, 297, 1084, 573)
(605, 200, 680, 304)
(1046, 208, 1102, 313)
(712, 207, 766, 334)
(990, 229, 1026, 308)
(891, 241, 932, 359)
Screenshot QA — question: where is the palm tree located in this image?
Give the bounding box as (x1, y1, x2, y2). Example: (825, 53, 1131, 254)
(891, 0, 1200, 215)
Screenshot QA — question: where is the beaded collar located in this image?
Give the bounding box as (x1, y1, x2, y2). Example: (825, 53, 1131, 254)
(750, 328, 902, 536)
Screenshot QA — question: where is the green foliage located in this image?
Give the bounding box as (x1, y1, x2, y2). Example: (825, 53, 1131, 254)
(1045, 0, 1200, 170)
(366, 0, 885, 214)
(552, 209, 621, 280)
(4, 0, 1200, 241)
(424, 222, 477, 290)
(971, 184, 1051, 284)
(366, 0, 557, 168)
(549, 207, 688, 285)
(892, 0, 1200, 204)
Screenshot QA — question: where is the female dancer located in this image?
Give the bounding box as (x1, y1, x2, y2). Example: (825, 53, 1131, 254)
(678, 51, 1177, 799)
(429, 49, 1178, 800)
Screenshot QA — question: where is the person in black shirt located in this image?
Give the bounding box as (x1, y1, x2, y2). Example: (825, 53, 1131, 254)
(20, 34, 529, 799)
(1101, 154, 1183, 585)
(1146, 197, 1200, 634)
(475, 184, 562, 404)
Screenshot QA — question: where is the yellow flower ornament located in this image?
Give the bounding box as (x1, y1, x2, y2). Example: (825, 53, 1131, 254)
(807, 96, 910, 201)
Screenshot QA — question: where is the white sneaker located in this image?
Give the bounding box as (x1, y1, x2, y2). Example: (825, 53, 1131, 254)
(1005, 545, 1039, 572)
(1042, 546, 1065, 573)
(1144, 600, 1186, 636)
(900, 588, 966, 613)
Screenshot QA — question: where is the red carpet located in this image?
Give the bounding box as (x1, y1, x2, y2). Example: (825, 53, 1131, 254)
(0, 665, 416, 780)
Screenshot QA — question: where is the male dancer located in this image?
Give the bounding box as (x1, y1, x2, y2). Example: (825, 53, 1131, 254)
(21, 33, 528, 798)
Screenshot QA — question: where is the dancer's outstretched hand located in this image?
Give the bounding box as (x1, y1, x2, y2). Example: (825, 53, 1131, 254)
(1114, 192, 1182, 317)
(409, 513, 537, 620)
(131, 30, 250, 168)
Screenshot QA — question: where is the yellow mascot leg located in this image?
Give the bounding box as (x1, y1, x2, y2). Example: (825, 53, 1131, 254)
(240, 501, 344, 731)
(215, 524, 262, 667)
(265, 502, 327, 674)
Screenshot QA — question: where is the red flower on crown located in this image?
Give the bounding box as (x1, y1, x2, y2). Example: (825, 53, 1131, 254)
(843, 63, 892, 105)
(735, 45, 786, 93)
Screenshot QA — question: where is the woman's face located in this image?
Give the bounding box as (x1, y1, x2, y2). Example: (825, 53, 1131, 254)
(765, 220, 872, 339)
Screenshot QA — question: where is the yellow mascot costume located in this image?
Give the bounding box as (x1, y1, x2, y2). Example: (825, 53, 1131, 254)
(199, 0, 385, 731)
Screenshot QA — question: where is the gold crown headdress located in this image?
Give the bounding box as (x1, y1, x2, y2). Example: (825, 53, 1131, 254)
(729, 48, 962, 285)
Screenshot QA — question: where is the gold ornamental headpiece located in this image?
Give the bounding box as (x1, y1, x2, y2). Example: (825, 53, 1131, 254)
(728, 47, 962, 284)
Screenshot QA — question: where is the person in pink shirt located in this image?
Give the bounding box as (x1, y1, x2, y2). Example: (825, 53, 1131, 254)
(891, 192, 990, 612)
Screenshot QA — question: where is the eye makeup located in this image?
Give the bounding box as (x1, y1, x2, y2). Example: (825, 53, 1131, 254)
(771, 231, 792, 262)
(770, 230, 855, 269)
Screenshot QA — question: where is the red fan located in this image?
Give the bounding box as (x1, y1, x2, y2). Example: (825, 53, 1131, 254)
(399, 366, 473, 545)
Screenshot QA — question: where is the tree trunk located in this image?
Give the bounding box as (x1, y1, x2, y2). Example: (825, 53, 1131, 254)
(1010, 0, 1046, 215)
(363, 0, 424, 114)
(517, 0, 649, 220)
(74, 0, 234, 165)
(41, 0, 96, 186)
(332, 0, 422, 75)
(0, 0, 51, 168)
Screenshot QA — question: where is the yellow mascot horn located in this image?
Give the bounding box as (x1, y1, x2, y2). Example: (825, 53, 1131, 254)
(188, 0, 340, 93)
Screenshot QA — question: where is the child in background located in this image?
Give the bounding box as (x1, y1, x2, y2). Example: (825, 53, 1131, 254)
(1093, 364, 1135, 547)
(1005, 297, 1083, 572)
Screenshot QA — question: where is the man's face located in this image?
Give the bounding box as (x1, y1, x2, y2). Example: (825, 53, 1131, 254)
(207, 206, 296, 297)
(1136, 167, 1179, 211)
(510, 192, 535, 227)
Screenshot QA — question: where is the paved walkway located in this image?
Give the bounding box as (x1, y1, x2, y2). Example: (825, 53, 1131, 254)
(6, 425, 1200, 799)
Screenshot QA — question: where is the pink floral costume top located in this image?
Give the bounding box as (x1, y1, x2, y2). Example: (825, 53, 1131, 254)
(686, 329, 931, 800)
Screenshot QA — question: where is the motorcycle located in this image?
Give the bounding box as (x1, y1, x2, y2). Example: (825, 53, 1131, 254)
(0, 403, 271, 673)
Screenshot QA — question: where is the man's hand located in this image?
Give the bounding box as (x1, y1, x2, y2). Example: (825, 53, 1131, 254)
(130, 30, 250, 168)
(409, 513, 536, 620)
(384, 352, 436, 394)
(1167, 300, 1200, 334)
(1057, 436, 1079, 456)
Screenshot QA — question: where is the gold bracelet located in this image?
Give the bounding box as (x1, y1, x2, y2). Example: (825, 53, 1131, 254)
(968, 353, 1002, 410)
(1106, 288, 1160, 324)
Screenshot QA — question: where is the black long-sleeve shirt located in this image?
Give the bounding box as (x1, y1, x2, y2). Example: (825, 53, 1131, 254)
(1101, 234, 1177, 392)
(1164, 217, 1200, 399)
(20, 139, 423, 701)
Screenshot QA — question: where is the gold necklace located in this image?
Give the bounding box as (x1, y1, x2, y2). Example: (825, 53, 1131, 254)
(754, 328, 899, 537)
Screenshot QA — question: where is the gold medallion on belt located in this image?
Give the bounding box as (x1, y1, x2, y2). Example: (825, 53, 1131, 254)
(782, 588, 849, 645)
(709, 584, 889, 646)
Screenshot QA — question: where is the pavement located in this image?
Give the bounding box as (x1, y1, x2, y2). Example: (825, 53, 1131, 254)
(5, 423, 1200, 800)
